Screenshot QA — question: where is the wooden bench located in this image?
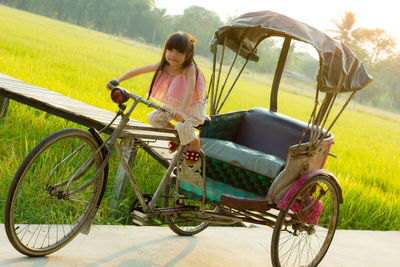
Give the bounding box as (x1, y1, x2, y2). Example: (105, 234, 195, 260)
(0, 73, 176, 214)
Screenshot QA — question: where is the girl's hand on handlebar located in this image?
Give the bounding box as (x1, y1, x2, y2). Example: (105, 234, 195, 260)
(172, 111, 185, 122)
(106, 79, 120, 90)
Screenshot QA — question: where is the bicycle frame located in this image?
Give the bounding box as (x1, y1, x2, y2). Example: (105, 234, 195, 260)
(94, 88, 185, 216)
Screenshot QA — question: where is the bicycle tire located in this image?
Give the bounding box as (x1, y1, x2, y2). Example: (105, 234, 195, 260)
(4, 128, 107, 256)
(270, 175, 340, 267)
(162, 182, 211, 236)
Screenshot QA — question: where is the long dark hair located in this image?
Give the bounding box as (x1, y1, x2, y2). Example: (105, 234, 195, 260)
(147, 31, 197, 99)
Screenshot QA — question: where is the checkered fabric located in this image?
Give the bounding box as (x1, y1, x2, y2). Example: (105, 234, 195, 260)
(205, 157, 274, 196)
(174, 156, 274, 204)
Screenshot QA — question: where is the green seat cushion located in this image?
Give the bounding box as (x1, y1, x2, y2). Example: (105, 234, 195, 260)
(176, 177, 261, 204)
(202, 137, 285, 179)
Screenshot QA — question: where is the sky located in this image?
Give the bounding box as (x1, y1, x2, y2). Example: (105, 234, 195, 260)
(155, 0, 399, 44)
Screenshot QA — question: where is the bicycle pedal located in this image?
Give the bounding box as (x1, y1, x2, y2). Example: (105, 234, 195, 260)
(130, 210, 148, 226)
(174, 193, 185, 200)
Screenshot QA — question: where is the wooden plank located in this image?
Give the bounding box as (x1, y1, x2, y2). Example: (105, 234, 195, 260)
(0, 80, 63, 95)
(0, 73, 176, 164)
(0, 73, 22, 81)
(0, 83, 177, 140)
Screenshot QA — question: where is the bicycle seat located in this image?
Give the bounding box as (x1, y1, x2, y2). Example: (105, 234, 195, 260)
(196, 115, 211, 130)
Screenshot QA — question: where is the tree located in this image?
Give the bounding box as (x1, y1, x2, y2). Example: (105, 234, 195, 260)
(330, 11, 356, 43)
(150, 7, 167, 43)
(175, 6, 223, 57)
(351, 28, 397, 63)
(326, 11, 400, 112)
(251, 39, 281, 73)
(157, 15, 180, 46)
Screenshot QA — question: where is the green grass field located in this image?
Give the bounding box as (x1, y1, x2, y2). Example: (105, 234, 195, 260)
(1, 5, 399, 230)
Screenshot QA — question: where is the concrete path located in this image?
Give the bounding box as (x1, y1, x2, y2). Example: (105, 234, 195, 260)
(0, 224, 399, 266)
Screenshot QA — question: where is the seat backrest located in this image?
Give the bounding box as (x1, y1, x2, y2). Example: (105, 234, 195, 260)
(200, 111, 245, 141)
(234, 108, 320, 160)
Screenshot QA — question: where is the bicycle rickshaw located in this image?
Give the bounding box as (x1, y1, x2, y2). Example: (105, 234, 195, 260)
(4, 10, 372, 267)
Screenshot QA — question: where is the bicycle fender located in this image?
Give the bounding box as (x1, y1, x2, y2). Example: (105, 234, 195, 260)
(88, 127, 109, 204)
(81, 128, 109, 235)
(277, 169, 343, 211)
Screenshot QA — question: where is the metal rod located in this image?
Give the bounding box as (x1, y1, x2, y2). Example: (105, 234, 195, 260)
(299, 89, 319, 145)
(106, 102, 137, 146)
(64, 143, 106, 192)
(118, 133, 178, 141)
(148, 145, 185, 210)
(215, 49, 239, 110)
(315, 93, 337, 144)
(310, 95, 329, 146)
(270, 37, 292, 112)
(217, 35, 267, 114)
(48, 143, 87, 184)
(317, 91, 356, 146)
(123, 125, 177, 133)
(209, 52, 217, 115)
(215, 29, 250, 110)
(114, 141, 149, 212)
(214, 36, 227, 110)
(98, 112, 120, 134)
(69, 148, 111, 196)
(308, 90, 320, 146)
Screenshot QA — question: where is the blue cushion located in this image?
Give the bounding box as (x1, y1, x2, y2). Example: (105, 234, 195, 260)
(234, 107, 317, 160)
(202, 137, 285, 179)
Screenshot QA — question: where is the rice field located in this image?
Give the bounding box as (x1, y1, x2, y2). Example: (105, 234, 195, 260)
(0, 5, 399, 230)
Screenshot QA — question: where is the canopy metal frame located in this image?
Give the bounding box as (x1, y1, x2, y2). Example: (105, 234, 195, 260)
(207, 18, 369, 148)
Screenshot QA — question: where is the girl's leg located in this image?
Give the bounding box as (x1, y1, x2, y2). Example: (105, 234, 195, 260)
(147, 109, 173, 128)
(176, 119, 200, 152)
(173, 100, 206, 152)
(189, 136, 201, 152)
(148, 110, 178, 152)
(165, 121, 175, 129)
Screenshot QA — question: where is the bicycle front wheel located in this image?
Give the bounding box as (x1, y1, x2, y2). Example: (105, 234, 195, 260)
(271, 175, 340, 267)
(4, 128, 106, 256)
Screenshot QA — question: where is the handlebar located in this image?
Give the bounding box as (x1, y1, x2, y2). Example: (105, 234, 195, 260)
(108, 81, 173, 116)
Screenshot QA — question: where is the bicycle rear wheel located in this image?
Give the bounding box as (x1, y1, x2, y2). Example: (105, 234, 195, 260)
(271, 175, 340, 267)
(4, 128, 106, 256)
(162, 182, 212, 236)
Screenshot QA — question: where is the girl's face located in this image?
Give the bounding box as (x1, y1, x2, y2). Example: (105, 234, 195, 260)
(165, 49, 186, 68)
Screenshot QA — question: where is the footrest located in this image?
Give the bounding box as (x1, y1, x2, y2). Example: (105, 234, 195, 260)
(220, 194, 270, 212)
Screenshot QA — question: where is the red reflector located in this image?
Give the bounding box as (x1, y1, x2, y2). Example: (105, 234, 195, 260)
(111, 88, 129, 103)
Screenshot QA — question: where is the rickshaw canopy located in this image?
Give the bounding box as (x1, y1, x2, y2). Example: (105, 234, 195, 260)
(210, 10, 373, 94)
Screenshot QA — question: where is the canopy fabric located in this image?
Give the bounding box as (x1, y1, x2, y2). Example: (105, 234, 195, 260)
(210, 10, 373, 93)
